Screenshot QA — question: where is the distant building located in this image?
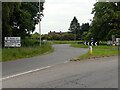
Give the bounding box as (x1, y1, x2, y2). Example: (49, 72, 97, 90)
(48, 31, 67, 36)
(47, 31, 74, 40)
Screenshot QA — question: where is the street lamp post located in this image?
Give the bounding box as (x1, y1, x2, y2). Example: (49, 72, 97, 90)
(39, 18, 41, 46)
(39, 0, 41, 46)
(39, 0, 45, 46)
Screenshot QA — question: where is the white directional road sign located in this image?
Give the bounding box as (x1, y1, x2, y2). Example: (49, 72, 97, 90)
(4, 37, 21, 47)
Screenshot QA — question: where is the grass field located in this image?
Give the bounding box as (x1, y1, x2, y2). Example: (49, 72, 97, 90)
(71, 44, 118, 61)
(2, 42, 54, 62)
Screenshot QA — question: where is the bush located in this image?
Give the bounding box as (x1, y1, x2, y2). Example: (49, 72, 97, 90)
(22, 39, 40, 47)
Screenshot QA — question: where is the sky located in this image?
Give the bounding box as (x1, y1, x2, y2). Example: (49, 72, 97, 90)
(34, 0, 97, 34)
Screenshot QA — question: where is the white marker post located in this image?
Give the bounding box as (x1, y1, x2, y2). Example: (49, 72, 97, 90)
(89, 46, 93, 54)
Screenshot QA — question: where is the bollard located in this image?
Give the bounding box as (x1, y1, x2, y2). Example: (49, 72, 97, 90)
(112, 44, 115, 46)
(89, 46, 92, 54)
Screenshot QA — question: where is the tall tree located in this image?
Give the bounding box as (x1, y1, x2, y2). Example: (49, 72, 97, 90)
(2, 2, 45, 40)
(68, 16, 81, 40)
(2, 2, 45, 47)
(81, 23, 90, 32)
(89, 2, 120, 41)
(81, 23, 90, 40)
(2, 2, 20, 37)
(10, 2, 39, 38)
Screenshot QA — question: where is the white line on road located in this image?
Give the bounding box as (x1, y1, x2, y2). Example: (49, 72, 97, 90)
(1, 61, 70, 81)
(0, 66, 51, 81)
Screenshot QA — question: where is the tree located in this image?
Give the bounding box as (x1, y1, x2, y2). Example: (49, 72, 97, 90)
(2, 2, 20, 46)
(2, 2, 45, 40)
(81, 23, 90, 32)
(89, 2, 120, 41)
(50, 34, 61, 40)
(2, 2, 45, 47)
(10, 2, 40, 38)
(2, 2, 44, 47)
(2, 2, 20, 37)
(31, 32, 40, 40)
(107, 29, 120, 40)
(80, 23, 90, 40)
(62, 33, 74, 40)
(68, 16, 81, 40)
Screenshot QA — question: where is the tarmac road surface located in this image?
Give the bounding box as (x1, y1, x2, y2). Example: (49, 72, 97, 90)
(2, 44, 88, 77)
(2, 56, 118, 88)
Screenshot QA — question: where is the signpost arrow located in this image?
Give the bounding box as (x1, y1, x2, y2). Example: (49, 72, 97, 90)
(95, 42, 97, 46)
(84, 42, 86, 45)
(91, 42, 93, 46)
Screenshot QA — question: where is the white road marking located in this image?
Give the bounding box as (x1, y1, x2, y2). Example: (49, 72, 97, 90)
(0, 66, 51, 81)
(1, 60, 70, 81)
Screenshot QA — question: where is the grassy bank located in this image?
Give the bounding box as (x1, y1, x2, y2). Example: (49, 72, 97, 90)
(52, 40, 83, 44)
(71, 44, 118, 61)
(2, 42, 54, 62)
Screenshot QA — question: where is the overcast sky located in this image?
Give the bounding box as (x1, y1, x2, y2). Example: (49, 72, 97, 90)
(34, 0, 97, 34)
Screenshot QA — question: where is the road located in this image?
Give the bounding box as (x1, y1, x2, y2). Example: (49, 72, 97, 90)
(2, 55, 118, 88)
(2, 44, 88, 77)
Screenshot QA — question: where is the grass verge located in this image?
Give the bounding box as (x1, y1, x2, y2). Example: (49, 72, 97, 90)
(52, 40, 82, 44)
(2, 42, 54, 62)
(70, 44, 118, 61)
(71, 44, 88, 48)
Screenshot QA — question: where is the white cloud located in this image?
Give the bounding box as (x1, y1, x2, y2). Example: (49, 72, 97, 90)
(34, 0, 96, 34)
